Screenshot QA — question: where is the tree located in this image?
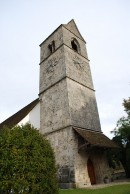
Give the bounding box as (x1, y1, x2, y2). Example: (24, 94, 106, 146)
(111, 98, 130, 178)
(0, 123, 58, 194)
(123, 97, 130, 117)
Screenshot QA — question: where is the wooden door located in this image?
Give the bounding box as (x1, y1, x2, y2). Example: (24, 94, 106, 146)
(87, 159, 96, 184)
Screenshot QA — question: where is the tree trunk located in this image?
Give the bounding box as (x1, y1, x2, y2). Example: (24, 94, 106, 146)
(121, 161, 130, 178)
(125, 168, 130, 178)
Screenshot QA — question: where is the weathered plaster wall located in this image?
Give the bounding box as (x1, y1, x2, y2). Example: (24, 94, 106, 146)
(40, 79, 71, 134)
(40, 27, 63, 62)
(39, 46, 65, 93)
(74, 148, 110, 187)
(74, 150, 91, 187)
(39, 20, 109, 188)
(46, 127, 110, 188)
(67, 78, 101, 132)
(64, 46, 94, 89)
(46, 127, 77, 187)
(62, 26, 88, 59)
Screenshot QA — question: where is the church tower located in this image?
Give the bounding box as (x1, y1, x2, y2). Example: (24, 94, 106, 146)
(39, 20, 116, 188)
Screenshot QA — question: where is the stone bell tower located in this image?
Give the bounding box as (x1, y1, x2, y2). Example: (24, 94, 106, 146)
(39, 19, 101, 133)
(39, 20, 114, 188)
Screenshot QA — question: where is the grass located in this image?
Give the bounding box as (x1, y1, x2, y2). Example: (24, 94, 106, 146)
(59, 184, 130, 194)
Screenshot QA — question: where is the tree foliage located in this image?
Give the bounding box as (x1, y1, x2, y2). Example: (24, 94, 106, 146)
(0, 123, 58, 194)
(123, 97, 130, 117)
(111, 98, 130, 178)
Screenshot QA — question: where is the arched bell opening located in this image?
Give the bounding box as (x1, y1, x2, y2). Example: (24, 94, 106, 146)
(71, 38, 80, 53)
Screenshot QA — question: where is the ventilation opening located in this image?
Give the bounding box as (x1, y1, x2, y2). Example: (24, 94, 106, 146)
(48, 41, 55, 54)
(71, 40, 78, 52)
(48, 44, 53, 53)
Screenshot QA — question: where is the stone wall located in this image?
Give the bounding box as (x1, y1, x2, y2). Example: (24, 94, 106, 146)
(65, 46, 93, 89)
(39, 46, 65, 93)
(45, 127, 110, 188)
(67, 78, 101, 132)
(74, 147, 110, 187)
(62, 26, 88, 59)
(74, 149, 91, 187)
(39, 20, 110, 188)
(46, 127, 78, 188)
(40, 79, 71, 134)
(40, 27, 63, 62)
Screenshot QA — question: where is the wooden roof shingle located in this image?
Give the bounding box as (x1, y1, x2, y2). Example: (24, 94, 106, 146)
(74, 127, 118, 149)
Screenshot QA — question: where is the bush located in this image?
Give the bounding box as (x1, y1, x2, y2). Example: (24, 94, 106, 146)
(0, 123, 58, 194)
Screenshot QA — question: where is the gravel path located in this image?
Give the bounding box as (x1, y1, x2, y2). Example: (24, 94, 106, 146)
(88, 179, 130, 189)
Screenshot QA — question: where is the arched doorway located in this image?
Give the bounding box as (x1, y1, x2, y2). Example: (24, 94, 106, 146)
(87, 159, 96, 184)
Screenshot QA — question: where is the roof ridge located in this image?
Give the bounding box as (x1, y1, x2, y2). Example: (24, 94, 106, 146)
(0, 98, 39, 129)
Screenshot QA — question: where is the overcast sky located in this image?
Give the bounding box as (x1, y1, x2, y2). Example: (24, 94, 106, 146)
(0, 0, 130, 138)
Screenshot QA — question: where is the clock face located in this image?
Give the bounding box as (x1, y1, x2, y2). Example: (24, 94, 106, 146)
(73, 55, 85, 71)
(40, 47, 66, 93)
(46, 57, 58, 74)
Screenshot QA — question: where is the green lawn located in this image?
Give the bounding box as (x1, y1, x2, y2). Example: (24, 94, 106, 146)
(59, 184, 130, 194)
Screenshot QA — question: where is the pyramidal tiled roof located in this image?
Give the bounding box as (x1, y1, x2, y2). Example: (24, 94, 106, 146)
(40, 19, 86, 46)
(63, 19, 86, 42)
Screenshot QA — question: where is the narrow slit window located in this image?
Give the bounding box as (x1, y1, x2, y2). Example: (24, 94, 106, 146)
(48, 44, 53, 53)
(48, 41, 55, 54)
(52, 41, 55, 51)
